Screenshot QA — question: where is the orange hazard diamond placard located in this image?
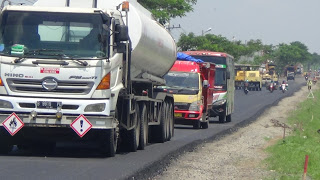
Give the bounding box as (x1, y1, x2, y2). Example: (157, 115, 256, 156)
(70, 115, 92, 138)
(2, 113, 24, 136)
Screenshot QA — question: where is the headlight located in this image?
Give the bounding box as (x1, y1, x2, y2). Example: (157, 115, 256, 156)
(84, 103, 106, 112)
(189, 100, 201, 111)
(213, 99, 226, 106)
(0, 100, 13, 109)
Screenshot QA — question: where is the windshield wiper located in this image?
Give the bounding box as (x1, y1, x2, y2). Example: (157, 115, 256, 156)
(24, 49, 88, 66)
(62, 55, 88, 66)
(14, 57, 26, 63)
(72, 59, 88, 66)
(13, 49, 67, 64)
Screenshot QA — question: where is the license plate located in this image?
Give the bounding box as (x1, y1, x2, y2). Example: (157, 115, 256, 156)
(36, 101, 62, 109)
(174, 113, 182, 117)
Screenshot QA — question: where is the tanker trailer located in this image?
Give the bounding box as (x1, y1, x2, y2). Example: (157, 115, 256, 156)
(0, 0, 176, 157)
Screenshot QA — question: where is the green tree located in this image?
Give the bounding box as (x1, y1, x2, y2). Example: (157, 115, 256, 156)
(272, 41, 311, 73)
(177, 33, 263, 61)
(310, 53, 320, 70)
(177, 32, 316, 69)
(138, 0, 197, 24)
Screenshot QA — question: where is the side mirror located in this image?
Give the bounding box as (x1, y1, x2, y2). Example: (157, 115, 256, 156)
(115, 24, 129, 42)
(203, 80, 209, 88)
(226, 71, 231, 79)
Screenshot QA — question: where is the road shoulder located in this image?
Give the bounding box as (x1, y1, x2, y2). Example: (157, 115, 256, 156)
(154, 81, 316, 180)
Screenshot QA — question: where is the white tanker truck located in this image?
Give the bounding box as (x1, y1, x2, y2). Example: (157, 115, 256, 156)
(0, 0, 176, 157)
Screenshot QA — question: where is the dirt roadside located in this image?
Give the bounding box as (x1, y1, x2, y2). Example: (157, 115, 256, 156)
(153, 79, 316, 180)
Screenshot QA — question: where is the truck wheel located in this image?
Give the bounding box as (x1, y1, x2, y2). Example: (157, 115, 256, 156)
(126, 104, 140, 152)
(167, 102, 174, 141)
(138, 103, 148, 150)
(201, 121, 209, 129)
(193, 120, 201, 129)
(100, 129, 117, 157)
(201, 113, 209, 129)
(154, 102, 167, 143)
(165, 102, 170, 140)
(219, 111, 226, 123)
(226, 114, 232, 122)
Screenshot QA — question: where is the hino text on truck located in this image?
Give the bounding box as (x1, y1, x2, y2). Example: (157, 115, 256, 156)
(182, 51, 235, 123)
(163, 53, 215, 129)
(0, 0, 176, 157)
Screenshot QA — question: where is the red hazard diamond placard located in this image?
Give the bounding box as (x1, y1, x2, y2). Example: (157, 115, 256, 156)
(2, 113, 24, 136)
(70, 115, 92, 138)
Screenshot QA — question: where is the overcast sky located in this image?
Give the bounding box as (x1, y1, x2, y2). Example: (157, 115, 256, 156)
(8, 0, 320, 54)
(171, 0, 320, 54)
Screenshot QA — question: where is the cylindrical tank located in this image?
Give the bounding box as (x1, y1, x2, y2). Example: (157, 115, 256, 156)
(99, 0, 177, 78)
(34, 0, 177, 79)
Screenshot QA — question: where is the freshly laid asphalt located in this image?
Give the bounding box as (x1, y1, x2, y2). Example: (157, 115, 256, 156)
(0, 77, 305, 180)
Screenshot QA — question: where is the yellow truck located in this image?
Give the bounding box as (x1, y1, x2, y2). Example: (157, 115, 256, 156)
(235, 70, 245, 89)
(261, 62, 278, 87)
(235, 64, 261, 91)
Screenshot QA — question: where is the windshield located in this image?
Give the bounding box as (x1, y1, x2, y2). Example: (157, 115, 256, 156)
(164, 72, 199, 93)
(0, 11, 109, 59)
(191, 55, 226, 64)
(215, 68, 227, 87)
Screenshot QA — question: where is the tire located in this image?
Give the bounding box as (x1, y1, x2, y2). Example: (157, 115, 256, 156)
(167, 102, 174, 141)
(219, 110, 226, 123)
(165, 101, 170, 141)
(201, 121, 209, 129)
(201, 113, 209, 129)
(193, 120, 201, 129)
(226, 114, 232, 122)
(126, 103, 140, 152)
(138, 103, 148, 150)
(154, 102, 167, 143)
(100, 129, 117, 157)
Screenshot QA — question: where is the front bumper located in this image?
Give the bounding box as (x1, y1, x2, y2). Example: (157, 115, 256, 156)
(174, 110, 202, 125)
(0, 96, 116, 129)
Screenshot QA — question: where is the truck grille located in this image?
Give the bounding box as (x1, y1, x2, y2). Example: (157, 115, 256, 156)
(174, 103, 190, 110)
(7, 78, 94, 95)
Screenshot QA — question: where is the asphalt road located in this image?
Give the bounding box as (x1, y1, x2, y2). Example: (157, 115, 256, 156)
(0, 77, 306, 180)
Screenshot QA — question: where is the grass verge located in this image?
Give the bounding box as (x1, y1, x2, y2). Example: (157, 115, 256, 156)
(265, 87, 320, 180)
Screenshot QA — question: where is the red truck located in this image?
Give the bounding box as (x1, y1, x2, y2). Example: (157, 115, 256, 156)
(163, 60, 215, 129)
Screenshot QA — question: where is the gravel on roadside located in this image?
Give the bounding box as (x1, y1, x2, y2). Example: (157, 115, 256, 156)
(153, 80, 315, 180)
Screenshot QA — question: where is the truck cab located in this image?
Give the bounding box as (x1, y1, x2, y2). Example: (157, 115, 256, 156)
(0, 0, 176, 156)
(182, 51, 235, 123)
(163, 60, 215, 129)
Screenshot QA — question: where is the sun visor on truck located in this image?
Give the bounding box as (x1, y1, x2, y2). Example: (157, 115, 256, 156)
(177, 52, 204, 63)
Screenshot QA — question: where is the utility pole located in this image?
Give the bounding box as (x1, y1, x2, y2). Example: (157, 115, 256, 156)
(167, 24, 181, 33)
